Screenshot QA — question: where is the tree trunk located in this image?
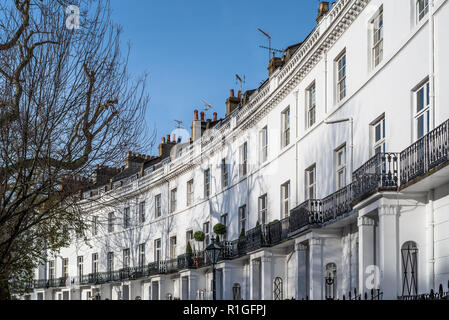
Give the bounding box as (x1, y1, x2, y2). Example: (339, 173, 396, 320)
(0, 278, 11, 300)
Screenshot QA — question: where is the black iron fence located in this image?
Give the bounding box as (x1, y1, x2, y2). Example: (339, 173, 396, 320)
(398, 281, 449, 300)
(401, 119, 449, 186)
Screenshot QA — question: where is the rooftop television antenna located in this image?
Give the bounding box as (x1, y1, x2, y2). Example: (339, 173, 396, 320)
(174, 120, 184, 128)
(235, 74, 246, 95)
(200, 99, 213, 113)
(257, 28, 283, 62)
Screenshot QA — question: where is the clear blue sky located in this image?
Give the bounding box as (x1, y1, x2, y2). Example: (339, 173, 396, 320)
(109, 0, 319, 154)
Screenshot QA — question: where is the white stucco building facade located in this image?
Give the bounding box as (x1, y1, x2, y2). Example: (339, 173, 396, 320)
(23, 0, 449, 300)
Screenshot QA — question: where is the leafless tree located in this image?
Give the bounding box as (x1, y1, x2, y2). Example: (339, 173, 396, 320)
(0, 0, 151, 299)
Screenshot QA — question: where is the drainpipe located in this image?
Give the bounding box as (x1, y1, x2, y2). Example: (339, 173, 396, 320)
(295, 91, 300, 207)
(429, 0, 436, 128)
(427, 189, 435, 291)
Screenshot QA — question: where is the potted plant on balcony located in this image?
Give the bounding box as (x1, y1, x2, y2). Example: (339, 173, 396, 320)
(193, 231, 205, 268)
(213, 223, 226, 243)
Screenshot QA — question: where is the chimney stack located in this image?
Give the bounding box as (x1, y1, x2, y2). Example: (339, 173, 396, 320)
(226, 89, 241, 117)
(316, 2, 330, 23)
(194, 110, 199, 121)
(213, 112, 217, 121)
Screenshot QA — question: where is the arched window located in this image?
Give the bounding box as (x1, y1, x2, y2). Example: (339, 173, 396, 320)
(325, 263, 337, 300)
(273, 277, 283, 300)
(232, 283, 241, 300)
(401, 241, 418, 296)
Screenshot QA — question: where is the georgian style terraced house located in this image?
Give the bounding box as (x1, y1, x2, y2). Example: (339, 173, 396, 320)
(23, 0, 449, 300)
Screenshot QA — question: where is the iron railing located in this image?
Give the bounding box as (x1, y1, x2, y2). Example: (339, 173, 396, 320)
(400, 119, 449, 186)
(398, 281, 449, 300)
(352, 152, 399, 202)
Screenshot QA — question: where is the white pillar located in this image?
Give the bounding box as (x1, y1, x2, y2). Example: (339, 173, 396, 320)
(188, 274, 198, 300)
(309, 238, 322, 300)
(295, 243, 308, 299)
(358, 215, 376, 296)
(261, 256, 272, 300)
(378, 205, 399, 300)
(250, 259, 261, 300)
(222, 266, 233, 300)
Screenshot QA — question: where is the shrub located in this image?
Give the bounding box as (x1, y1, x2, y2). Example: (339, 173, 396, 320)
(213, 223, 227, 235)
(186, 241, 193, 254)
(239, 227, 246, 239)
(194, 231, 205, 242)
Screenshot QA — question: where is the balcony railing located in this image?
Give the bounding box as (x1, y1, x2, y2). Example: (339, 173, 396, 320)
(322, 184, 353, 223)
(401, 119, 449, 186)
(352, 152, 399, 203)
(289, 200, 322, 233)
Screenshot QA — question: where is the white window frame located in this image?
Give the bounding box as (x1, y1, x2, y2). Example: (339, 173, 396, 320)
(416, 0, 429, 23)
(77, 256, 83, 278)
(92, 253, 98, 274)
(371, 8, 384, 68)
(154, 239, 161, 262)
(170, 188, 177, 213)
(336, 51, 347, 102)
(107, 252, 114, 272)
(139, 243, 146, 267)
(108, 212, 115, 233)
(305, 165, 317, 200)
(335, 146, 346, 190)
(92, 216, 98, 236)
(221, 159, 229, 189)
(258, 195, 267, 225)
(123, 248, 130, 269)
(155, 194, 162, 218)
(139, 201, 146, 224)
(239, 142, 248, 177)
(281, 181, 290, 218)
(204, 168, 211, 198)
(62, 258, 68, 278)
(414, 80, 431, 139)
(281, 107, 290, 148)
(372, 116, 386, 155)
(259, 127, 268, 163)
(170, 236, 177, 260)
(124, 207, 131, 229)
(306, 82, 316, 128)
(220, 214, 228, 241)
(238, 205, 247, 233)
(203, 222, 210, 246)
(49, 260, 56, 280)
(187, 179, 194, 206)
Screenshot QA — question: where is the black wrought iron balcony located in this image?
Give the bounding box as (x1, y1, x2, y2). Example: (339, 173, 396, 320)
(400, 119, 449, 187)
(245, 225, 266, 252)
(352, 152, 399, 203)
(289, 199, 323, 234)
(322, 184, 353, 223)
(47, 277, 68, 288)
(264, 217, 290, 246)
(34, 279, 48, 289)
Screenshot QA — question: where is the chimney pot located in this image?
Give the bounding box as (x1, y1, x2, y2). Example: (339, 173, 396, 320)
(200, 112, 205, 121)
(172, 134, 176, 143)
(316, 1, 330, 23)
(194, 110, 199, 121)
(230, 89, 235, 97)
(238, 90, 242, 100)
(213, 112, 217, 121)
(162, 137, 166, 143)
(167, 134, 171, 142)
